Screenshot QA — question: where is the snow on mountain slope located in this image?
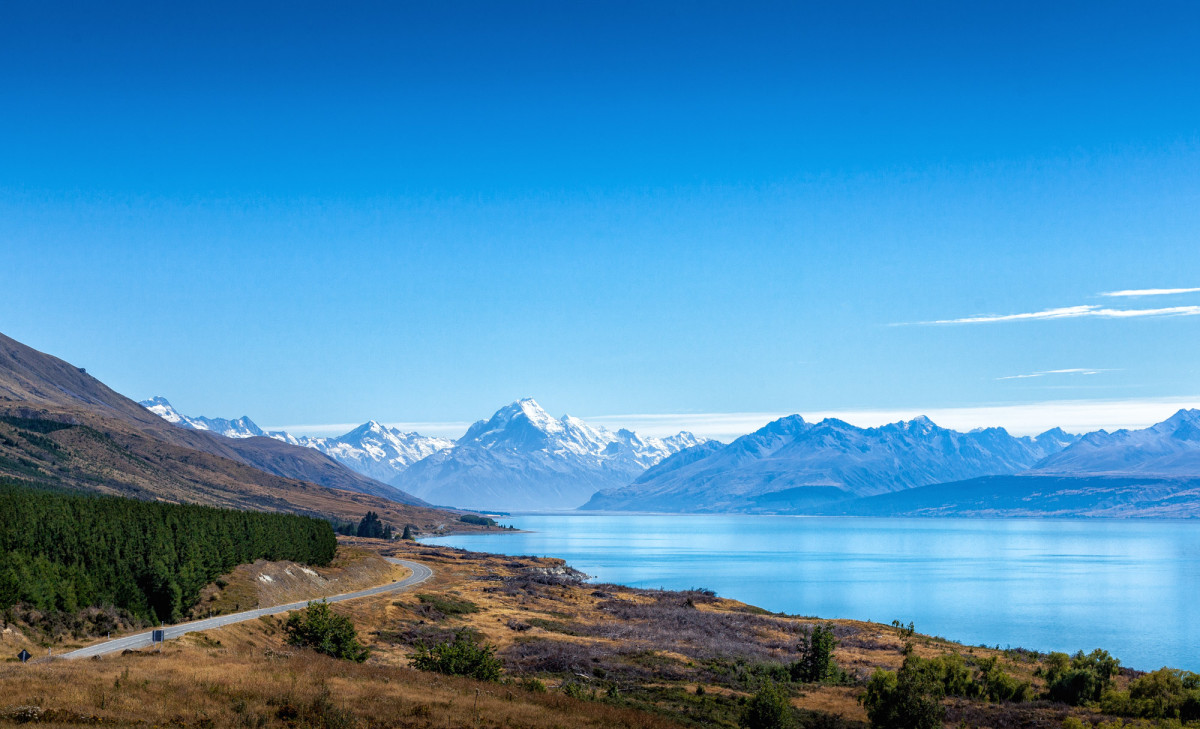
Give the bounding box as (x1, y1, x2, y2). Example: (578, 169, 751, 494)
(583, 414, 1078, 513)
(392, 398, 707, 511)
(300, 421, 454, 484)
(141, 396, 266, 438)
(140, 398, 453, 484)
(1031, 409, 1200, 476)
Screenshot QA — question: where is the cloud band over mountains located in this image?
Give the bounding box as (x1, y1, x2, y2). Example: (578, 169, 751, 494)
(269, 396, 1200, 442)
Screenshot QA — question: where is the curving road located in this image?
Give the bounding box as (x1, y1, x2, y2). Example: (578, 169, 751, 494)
(61, 558, 432, 660)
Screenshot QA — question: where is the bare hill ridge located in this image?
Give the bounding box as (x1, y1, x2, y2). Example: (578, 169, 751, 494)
(0, 332, 423, 504)
(0, 332, 460, 531)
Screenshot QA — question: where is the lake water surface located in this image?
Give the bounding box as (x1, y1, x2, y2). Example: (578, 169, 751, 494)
(424, 514, 1200, 672)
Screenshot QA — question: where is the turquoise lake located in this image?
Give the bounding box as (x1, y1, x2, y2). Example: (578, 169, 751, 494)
(424, 514, 1200, 672)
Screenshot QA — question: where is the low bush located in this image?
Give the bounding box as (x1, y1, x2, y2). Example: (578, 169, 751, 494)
(283, 601, 369, 663)
(415, 593, 479, 618)
(897, 653, 1030, 703)
(1100, 668, 1200, 720)
(1042, 650, 1120, 706)
(741, 681, 795, 729)
(411, 629, 503, 681)
(861, 657, 946, 729)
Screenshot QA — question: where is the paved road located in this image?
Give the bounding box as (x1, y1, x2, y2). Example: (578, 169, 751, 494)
(60, 558, 432, 660)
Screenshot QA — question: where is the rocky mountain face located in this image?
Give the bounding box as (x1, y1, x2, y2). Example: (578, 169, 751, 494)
(833, 412, 1200, 518)
(583, 414, 1078, 512)
(1030, 409, 1200, 476)
(392, 399, 707, 511)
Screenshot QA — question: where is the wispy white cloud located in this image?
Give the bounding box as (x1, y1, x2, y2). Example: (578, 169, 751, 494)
(1101, 287, 1200, 297)
(996, 368, 1112, 381)
(922, 304, 1200, 325)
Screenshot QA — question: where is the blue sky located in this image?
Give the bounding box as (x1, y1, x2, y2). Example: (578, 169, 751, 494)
(3, 1, 1199, 440)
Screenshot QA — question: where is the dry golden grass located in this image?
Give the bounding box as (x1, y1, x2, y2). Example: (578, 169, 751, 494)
(0, 633, 689, 729)
(0, 540, 1095, 729)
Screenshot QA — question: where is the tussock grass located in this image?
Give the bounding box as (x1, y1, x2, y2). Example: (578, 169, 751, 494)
(0, 638, 687, 728)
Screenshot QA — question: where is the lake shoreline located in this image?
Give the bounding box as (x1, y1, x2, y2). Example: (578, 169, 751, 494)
(425, 513, 1200, 673)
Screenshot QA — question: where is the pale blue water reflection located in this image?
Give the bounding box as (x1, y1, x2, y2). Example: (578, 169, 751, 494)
(425, 515, 1200, 671)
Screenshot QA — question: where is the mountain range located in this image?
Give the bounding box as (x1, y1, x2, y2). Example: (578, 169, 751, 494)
(141, 397, 454, 485)
(144, 396, 705, 511)
(142, 385, 1200, 517)
(583, 414, 1079, 512)
(393, 398, 706, 510)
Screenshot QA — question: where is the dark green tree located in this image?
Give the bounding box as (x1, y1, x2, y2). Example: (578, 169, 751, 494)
(356, 511, 385, 539)
(400, 524, 415, 540)
(283, 600, 369, 662)
(791, 623, 839, 683)
(0, 477, 336, 623)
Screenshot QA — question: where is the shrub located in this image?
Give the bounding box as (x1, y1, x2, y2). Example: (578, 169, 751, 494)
(975, 656, 1032, 702)
(415, 593, 479, 617)
(1043, 650, 1120, 706)
(741, 681, 794, 729)
(284, 601, 369, 663)
(861, 657, 946, 729)
(458, 514, 497, 526)
(411, 630, 503, 681)
(1100, 668, 1200, 720)
(898, 653, 1030, 703)
(562, 681, 589, 700)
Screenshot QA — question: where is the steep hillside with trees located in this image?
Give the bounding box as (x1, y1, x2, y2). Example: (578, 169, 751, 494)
(0, 479, 337, 623)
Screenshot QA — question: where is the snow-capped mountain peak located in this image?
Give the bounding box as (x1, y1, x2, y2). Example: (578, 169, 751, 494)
(141, 397, 453, 484)
(143, 396, 184, 424)
(394, 399, 710, 510)
(139, 397, 264, 438)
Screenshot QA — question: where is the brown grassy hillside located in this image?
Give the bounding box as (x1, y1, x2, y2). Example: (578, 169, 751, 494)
(0, 331, 425, 504)
(0, 332, 488, 532)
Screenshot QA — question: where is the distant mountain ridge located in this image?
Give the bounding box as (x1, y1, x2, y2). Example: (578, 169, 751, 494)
(143, 396, 268, 438)
(393, 398, 707, 511)
(142, 396, 704, 511)
(828, 411, 1200, 518)
(1030, 409, 1200, 477)
(584, 414, 1079, 512)
(141, 397, 454, 486)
